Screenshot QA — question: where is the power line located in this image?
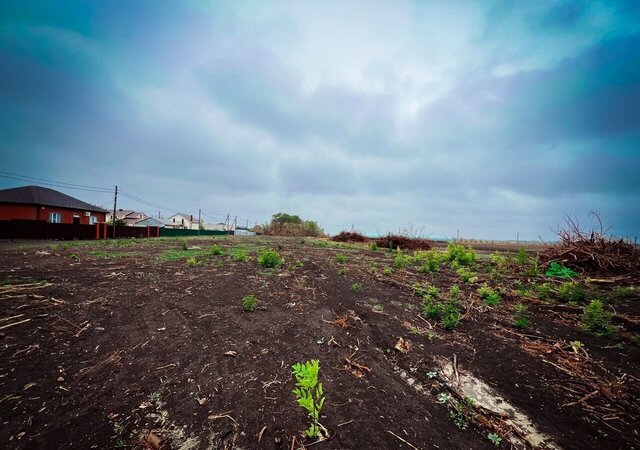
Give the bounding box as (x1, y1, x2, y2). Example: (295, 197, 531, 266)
(0, 173, 112, 193)
(0, 170, 112, 192)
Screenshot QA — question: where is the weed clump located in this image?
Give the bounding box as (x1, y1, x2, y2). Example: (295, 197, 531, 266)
(232, 248, 248, 262)
(242, 295, 257, 312)
(258, 248, 284, 268)
(456, 267, 477, 283)
(447, 243, 476, 266)
(558, 282, 587, 304)
(336, 254, 347, 264)
(210, 244, 223, 255)
(582, 300, 617, 338)
(351, 283, 362, 293)
(477, 284, 500, 306)
(513, 304, 530, 329)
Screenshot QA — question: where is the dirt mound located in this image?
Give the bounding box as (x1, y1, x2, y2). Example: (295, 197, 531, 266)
(541, 216, 640, 277)
(332, 231, 369, 242)
(374, 234, 432, 251)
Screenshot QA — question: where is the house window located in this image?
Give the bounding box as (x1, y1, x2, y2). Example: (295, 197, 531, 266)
(49, 212, 62, 223)
(89, 216, 98, 225)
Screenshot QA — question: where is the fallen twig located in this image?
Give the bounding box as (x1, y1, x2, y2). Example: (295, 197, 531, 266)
(387, 430, 420, 450)
(0, 318, 32, 331)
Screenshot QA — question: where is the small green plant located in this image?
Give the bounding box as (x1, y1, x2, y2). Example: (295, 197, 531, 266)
(351, 282, 362, 293)
(535, 282, 554, 300)
(369, 242, 378, 251)
(427, 370, 438, 379)
(610, 286, 637, 301)
(570, 340, 584, 354)
(477, 283, 500, 306)
(558, 282, 587, 303)
(394, 248, 407, 269)
(488, 433, 502, 447)
(210, 244, 223, 255)
(582, 300, 617, 338)
(336, 254, 347, 264)
(292, 359, 326, 439)
(512, 303, 530, 329)
(517, 247, 528, 265)
(242, 295, 257, 312)
(437, 392, 473, 429)
(232, 248, 248, 262)
(70, 253, 79, 261)
(181, 239, 189, 251)
(383, 266, 393, 276)
(446, 243, 476, 266)
(258, 248, 284, 268)
(545, 261, 578, 279)
(449, 285, 460, 301)
(337, 267, 345, 276)
(423, 296, 443, 319)
(490, 251, 507, 268)
(185, 256, 197, 267)
(456, 267, 477, 283)
(441, 301, 461, 330)
(524, 255, 540, 276)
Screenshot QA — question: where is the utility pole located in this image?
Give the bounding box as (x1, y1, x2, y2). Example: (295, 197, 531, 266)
(232, 216, 237, 233)
(516, 232, 519, 244)
(112, 185, 118, 239)
(198, 208, 201, 236)
(225, 214, 230, 234)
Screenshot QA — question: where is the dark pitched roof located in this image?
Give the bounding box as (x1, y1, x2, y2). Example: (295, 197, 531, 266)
(0, 185, 108, 213)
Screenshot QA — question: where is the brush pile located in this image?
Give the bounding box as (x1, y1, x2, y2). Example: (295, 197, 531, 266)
(374, 234, 432, 251)
(332, 231, 368, 242)
(541, 215, 640, 277)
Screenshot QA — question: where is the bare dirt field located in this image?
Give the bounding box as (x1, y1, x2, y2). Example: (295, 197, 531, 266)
(0, 236, 638, 449)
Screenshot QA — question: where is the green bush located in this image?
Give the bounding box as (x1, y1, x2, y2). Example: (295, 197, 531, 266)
(351, 282, 362, 293)
(447, 243, 476, 266)
(535, 282, 554, 300)
(517, 247, 528, 265)
(449, 285, 460, 301)
(558, 282, 587, 303)
(394, 249, 407, 269)
(369, 242, 379, 251)
(383, 266, 393, 276)
(258, 248, 284, 268)
(457, 267, 477, 283)
(582, 300, 617, 338)
(210, 244, 223, 255)
(336, 254, 347, 264)
(477, 283, 500, 306)
(513, 304, 530, 329)
(441, 302, 462, 330)
(242, 295, 257, 312)
(185, 256, 197, 267)
(232, 248, 248, 262)
(423, 296, 443, 319)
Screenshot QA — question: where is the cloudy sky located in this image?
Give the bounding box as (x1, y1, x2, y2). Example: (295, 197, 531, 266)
(1, 1, 639, 239)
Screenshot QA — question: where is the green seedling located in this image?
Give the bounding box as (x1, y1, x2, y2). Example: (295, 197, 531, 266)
(488, 433, 502, 446)
(292, 359, 326, 438)
(210, 244, 223, 255)
(512, 303, 530, 329)
(70, 253, 80, 261)
(258, 248, 284, 268)
(477, 283, 500, 306)
(351, 283, 362, 293)
(446, 243, 476, 266)
(383, 266, 393, 275)
(558, 282, 587, 303)
(582, 300, 617, 338)
(185, 256, 197, 267)
(242, 295, 257, 312)
(232, 248, 248, 262)
(336, 254, 347, 264)
(369, 242, 378, 251)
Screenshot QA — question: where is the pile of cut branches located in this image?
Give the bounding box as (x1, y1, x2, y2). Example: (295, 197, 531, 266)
(541, 214, 640, 277)
(332, 231, 369, 242)
(374, 234, 432, 251)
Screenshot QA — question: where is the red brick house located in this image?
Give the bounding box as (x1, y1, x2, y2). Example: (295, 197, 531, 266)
(0, 185, 107, 225)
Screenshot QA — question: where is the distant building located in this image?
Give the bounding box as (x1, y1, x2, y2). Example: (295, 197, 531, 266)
(166, 213, 201, 230)
(106, 209, 149, 226)
(134, 217, 165, 228)
(0, 185, 107, 225)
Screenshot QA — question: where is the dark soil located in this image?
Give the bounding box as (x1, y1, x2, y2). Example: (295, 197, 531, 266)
(0, 237, 638, 450)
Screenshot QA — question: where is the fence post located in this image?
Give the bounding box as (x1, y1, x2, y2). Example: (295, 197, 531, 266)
(146, 226, 150, 238)
(95, 223, 100, 240)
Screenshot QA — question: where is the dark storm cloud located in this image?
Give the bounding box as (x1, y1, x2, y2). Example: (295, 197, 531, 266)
(1, 1, 639, 238)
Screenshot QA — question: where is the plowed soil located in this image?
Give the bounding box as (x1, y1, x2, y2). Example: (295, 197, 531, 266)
(0, 237, 638, 450)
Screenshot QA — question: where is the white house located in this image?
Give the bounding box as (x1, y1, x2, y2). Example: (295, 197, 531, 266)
(165, 213, 201, 230)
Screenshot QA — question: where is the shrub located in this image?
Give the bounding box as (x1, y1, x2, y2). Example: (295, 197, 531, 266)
(210, 244, 223, 255)
(369, 242, 379, 251)
(181, 239, 189, 251)
(336, 254, 347, 264)
(477, 283, 500, 306)
(383, 266, 393, 276)
(457, 267, 477, 283)
(423, 297, 443, 319)
(524, 255, 541, 276)
(535, 282, 554, 300)
(394, 248, 407, 269)
(449, 285, 460, 301)
(582, 300, 617, 338)
(258, 248, 284, 268)
(513, 304, 530, 329)
(490, 252, 507, 268)
(292, 359, 326, 438)
(185, 257, 197, 267)
(232, 248, 248, 262)
(517, 247, 528, 265)
(441, 302, 462, 330)
(558, 282, 587, 303)
(447, 243, 476, 266)
(242, 295, 257, 312)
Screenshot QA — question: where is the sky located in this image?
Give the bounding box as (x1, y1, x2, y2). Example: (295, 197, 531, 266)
(1, 0, 639, 240)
